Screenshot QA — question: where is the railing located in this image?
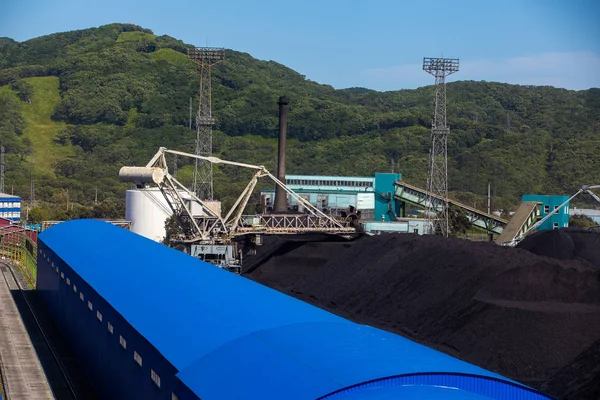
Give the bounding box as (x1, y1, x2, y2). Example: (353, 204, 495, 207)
(0, 228, 37, 287)
(1, 220, 131, 289)
(41, 220, 132, 231)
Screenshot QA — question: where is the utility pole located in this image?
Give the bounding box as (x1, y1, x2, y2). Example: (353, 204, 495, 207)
(0, 144, 5, 194)
(187, 47, 225, 200)
(30, 160, 35, 206)
(95, 187, 98, 204)
(423, 57, 459, 237)
(488, 181, 494, 241)
(487, 181, 491, 215)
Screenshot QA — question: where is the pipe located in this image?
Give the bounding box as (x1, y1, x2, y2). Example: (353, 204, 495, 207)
(274, 96, 289, 212)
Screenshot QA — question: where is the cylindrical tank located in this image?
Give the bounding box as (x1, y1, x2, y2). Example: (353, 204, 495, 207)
(125, 188, 172, 242)
(119, 167, 165, 187)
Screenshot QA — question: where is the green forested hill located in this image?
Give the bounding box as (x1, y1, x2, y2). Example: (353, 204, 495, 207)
(0, 23, 598, 220)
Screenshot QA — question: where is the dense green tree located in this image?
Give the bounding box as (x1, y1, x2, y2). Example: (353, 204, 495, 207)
(569, 215, 598, 229)
(0, 23, 598, 222)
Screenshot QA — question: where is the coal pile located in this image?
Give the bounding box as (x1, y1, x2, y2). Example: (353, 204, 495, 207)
(245, 231, 600, 400)
(518, 227, 600, 268)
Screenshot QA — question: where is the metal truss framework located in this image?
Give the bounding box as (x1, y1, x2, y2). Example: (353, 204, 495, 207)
(140, 147, 356, 244)
(187, 47, 225, 200)
(423, 57, 459, 236)
(394, 181, 508, 234)
(236, 214, 357, 236)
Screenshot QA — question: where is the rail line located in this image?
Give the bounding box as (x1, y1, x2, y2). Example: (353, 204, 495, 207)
(0, 262, 79, 400)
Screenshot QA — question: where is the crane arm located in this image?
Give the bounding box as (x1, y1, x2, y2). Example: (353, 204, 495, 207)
(123, 147, 348, 241)
(161, 148, 264, 171)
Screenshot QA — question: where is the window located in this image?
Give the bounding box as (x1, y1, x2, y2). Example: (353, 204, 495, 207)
(108, 322, 114, 334)
(60, 272, 64, 279)
(73, 284, 77, 293)
(172, 394, 179, 400)
(151, 369, 161, 388)
(554, 205, 559, 212)
(88, 301, 93, 311)
(553, 222, 559, 230)
(120, 335, 127, 349)
(413, 228, 419, 234)
(66, 278, 70, 285)
(96, 311, 103, 321)
(55, 266, 59, 274)
(80, 292, 84, 301)
(544, 205, 550, 214)
(134, 351, 143, 367)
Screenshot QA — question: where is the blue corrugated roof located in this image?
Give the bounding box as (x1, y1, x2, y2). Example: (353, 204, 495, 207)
(39, 219, 345, 370)
(40, 220, 554, 400)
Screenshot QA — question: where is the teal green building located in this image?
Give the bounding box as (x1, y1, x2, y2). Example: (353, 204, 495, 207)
(521, 194, 570, 230)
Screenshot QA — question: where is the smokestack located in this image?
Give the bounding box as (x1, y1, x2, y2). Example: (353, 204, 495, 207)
(274, 96, 289, 212)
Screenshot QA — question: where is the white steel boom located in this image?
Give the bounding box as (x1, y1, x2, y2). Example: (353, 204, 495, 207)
(121, 147, 351, 245)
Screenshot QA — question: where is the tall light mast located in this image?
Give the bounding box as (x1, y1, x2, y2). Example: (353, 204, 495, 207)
(187, 47, 225, 200)
(423, 57, 459, 236)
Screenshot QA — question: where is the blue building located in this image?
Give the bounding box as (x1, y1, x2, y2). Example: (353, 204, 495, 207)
(522, 194, 570, 230)
(37, 220, 553, 400)
(0, 193, 21, 222)
(373, 173, 402, 221)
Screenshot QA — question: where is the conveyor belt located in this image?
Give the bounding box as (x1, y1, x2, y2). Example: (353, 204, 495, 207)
(495, 201, 541, 244)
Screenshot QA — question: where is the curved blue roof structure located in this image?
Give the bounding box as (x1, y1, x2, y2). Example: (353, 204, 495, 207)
(39, 219, 554, 400)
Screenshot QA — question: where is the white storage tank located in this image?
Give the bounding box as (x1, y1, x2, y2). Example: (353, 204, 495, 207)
(126, 188, 223, 242)
(125, 188, 173, 242)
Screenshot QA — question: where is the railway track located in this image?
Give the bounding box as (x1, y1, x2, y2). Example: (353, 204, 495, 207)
(0, 262, 96, 400)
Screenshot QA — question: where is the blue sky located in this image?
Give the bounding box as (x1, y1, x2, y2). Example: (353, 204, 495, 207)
(1, 0, 599, 91)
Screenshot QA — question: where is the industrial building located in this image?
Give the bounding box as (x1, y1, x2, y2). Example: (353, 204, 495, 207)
(261, 173, 403, 223)
(522, 194, 570, 230)
(37, 219, 553, 399)
(0, 193, 21, 222)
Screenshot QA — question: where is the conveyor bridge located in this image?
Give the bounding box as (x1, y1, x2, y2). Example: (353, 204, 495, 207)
(494, 202, 541, 244)
(394, 181, 508, 234)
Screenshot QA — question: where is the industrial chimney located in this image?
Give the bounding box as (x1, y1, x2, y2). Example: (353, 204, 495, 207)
(274, 96, 289, 212)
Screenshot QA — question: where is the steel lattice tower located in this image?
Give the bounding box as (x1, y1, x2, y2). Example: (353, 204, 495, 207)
(423, 57, 459, 236)
(187, 47, 225, 200)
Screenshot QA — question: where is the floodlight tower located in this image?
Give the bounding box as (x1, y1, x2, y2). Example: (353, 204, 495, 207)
(423, 57, 459, 236)
(187, 47, 225, 200)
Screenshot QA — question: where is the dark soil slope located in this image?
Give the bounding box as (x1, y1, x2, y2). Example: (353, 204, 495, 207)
(245, 232, 600, 400)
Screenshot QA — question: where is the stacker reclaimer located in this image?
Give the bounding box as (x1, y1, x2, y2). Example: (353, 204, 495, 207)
(120, 147, 359, 272)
